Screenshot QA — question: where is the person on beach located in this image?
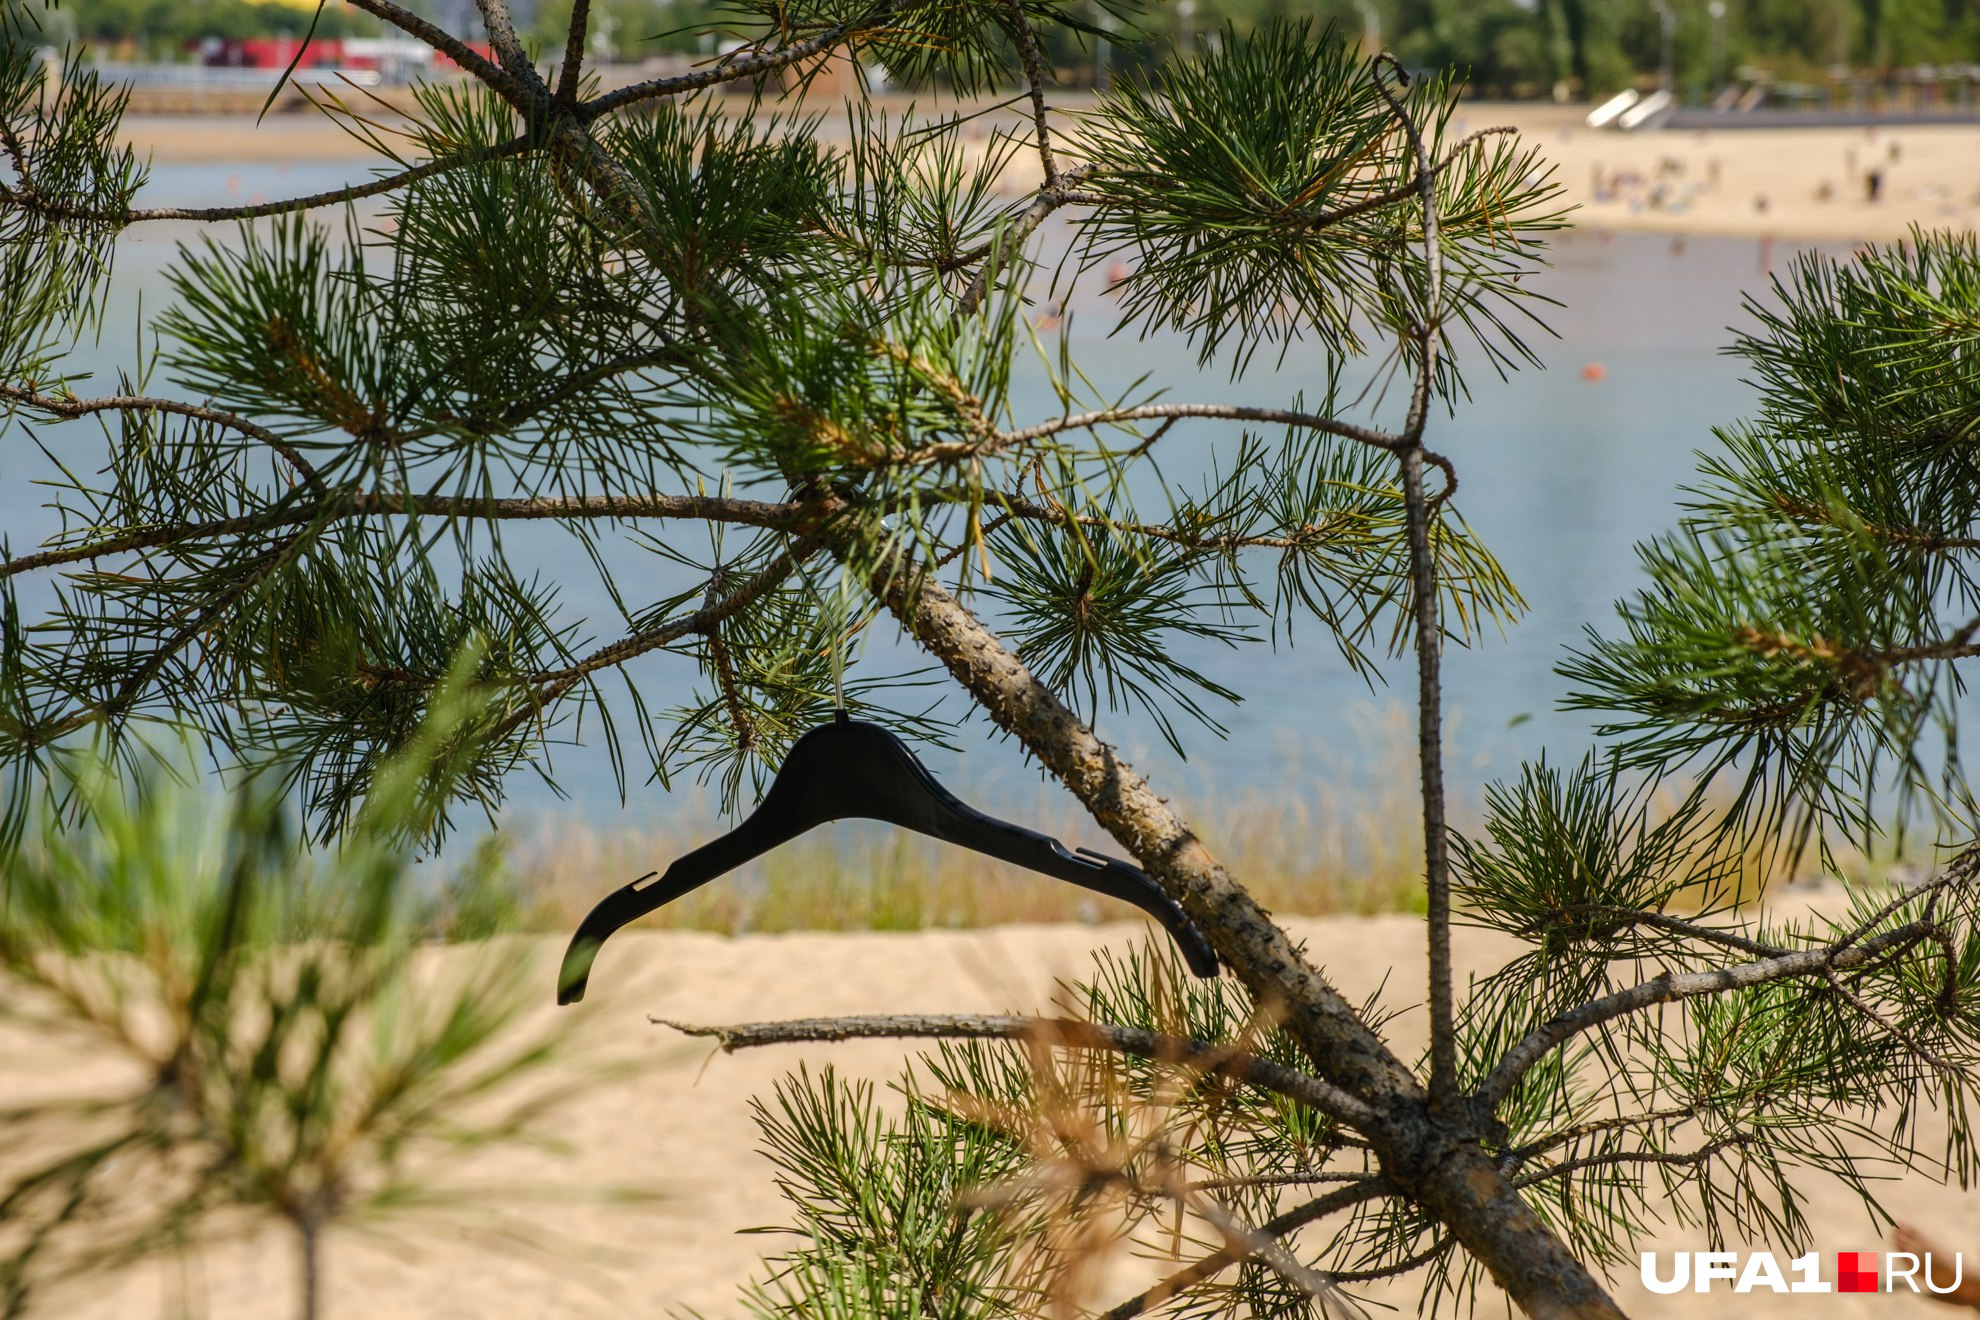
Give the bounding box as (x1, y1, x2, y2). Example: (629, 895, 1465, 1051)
(1895, 1225, 1980, 1309)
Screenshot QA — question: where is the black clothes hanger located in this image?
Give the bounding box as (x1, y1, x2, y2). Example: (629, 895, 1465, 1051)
(557, 713, 1219, 1003)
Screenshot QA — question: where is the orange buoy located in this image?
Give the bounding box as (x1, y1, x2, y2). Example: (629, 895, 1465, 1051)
(1581, 362, 1607, 382)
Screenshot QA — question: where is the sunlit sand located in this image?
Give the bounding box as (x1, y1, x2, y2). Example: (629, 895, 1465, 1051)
(13, 894, 1974, 1318)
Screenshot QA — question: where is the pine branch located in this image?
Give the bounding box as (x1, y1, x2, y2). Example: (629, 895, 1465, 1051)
(555, 0, 592, 103)
(577, 8, 897, 122)
(1000, 0, 1059, 184)
(1289, 126, 1517, 233)
(1728, 616, 1980, 696)
(475, 541, 813, 751)
(339, 0, 522, 104)
(1368, 54, 1457, 1108)
(1186, 1171, 1371, 1193)
(0, 385, 324, 491)
(1836, 859, 1972, 958)
(1477, 850, 1979, 1108)
(1822, 966, 1960, 1072)
(1097, 1178, 1395, 1319)
(954, 166, 1101, 318)
(522, 540, 814, 691)
(1332, 1237, 1454, 1284)
(0, 119, 30, 184)
(810, 217, 997, 274)
(970, 402, 1404, 461)
(1185, 1192, 1344, 1309)
(1500, 1103, 1706, 1172)
(1523, 906, 1791, 959)
(433, 344, 693, 435)
(18, 528, 315, 747)
(1766, 494, 1980, 554)
(1510, 1136, 1751, 1190)
(696, 568, 757, 755)
(1875, 618, 1980, 667)
(0, 493, 813, 585)
(655, 1012, 1381, 1126)
(1, 139, 532, 226)
(1, 510, 301, 582)
(763, 399, 1402, 472)
(1369, 57, 1444, 449)
(991, 495, 1359, 553)
(471, 0, 548, 97)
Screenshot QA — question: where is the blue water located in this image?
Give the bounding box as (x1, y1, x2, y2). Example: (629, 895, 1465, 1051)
(0, 159, 1826, 831)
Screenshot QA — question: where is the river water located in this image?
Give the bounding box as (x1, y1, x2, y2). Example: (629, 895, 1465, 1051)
(0, 159, 1842, 829)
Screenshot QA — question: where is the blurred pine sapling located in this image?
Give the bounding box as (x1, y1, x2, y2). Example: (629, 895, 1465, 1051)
(0, 680, 644, 1319)
(4, 0, 1980, 1314)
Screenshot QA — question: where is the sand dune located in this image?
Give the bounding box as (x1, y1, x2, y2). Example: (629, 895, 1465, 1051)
(14, 899, 1975, 1320)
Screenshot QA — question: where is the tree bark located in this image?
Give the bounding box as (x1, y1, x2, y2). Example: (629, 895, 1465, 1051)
(865, 561, 1628, 1320)
(1412, 1143, 1631, 1320)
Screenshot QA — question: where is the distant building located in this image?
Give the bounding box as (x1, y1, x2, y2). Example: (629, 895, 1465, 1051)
(196, 34, 495, 75)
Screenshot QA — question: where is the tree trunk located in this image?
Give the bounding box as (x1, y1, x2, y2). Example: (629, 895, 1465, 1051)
(866, 562, 1628, 1320)
(865, 562, 1422, 1111)
(295, 1213, 321, 1320)
(1414, 1143, 1630, 1320)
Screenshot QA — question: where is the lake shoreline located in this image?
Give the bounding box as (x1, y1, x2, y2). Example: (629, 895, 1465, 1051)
(119, 99, 1978, 243)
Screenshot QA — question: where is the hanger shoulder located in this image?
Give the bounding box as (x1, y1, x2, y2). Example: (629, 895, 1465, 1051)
(558, 718, 1219, 1006)
(555, 749, 838, 1004)
(837, 726, 1220, 978)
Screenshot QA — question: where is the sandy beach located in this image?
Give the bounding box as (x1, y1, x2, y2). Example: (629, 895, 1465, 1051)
(1464, 102, 1980, 242)
(116, 99, 1980, 243)
(12, 895, 1976, 1320)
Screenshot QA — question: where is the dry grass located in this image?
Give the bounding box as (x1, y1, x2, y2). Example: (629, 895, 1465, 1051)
(492, 784, 1430, 938)
(488, 709, 1434, 938)
(462, 705, 1922, 943)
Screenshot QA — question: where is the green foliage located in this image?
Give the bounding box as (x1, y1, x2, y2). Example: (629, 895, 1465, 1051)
(25, 0, 1980, 87)
(992, 509, 1251, 750)
(742, 1065, 1041, 1318)
(740, 943, 1437, 1319)
(0, 692, 632, 1319)
(1454, 756, 1735, 959)
(1078, 22, 1563, 379)
(3, 0, 371, 52)
(1392, 0, 1558, 96)
(0, 46, 139, 381)
(0, 17, 1555, 836)
(708, 0, 1139, 97)
(1564, 231, 1980, 851)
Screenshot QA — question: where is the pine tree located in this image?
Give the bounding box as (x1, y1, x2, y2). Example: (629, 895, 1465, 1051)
(4, 5, 1979, 1316)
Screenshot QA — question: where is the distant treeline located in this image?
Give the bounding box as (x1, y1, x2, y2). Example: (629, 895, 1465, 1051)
(1048, 0, 1980, 94)
(14, 0, 370, 50)
(14, 0, 1980, 93)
